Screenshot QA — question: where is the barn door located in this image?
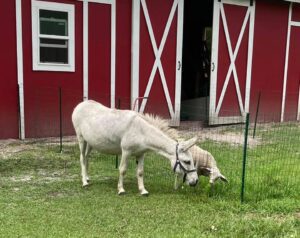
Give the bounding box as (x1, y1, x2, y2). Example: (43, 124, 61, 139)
(209, 0, 255, 125)
(131, 0, 183, 125)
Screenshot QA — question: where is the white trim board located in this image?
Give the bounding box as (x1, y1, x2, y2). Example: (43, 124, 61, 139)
(16, 0, 25, 139)
(83, 0, 89, 100)
(281, 2, 292, 122)
(173, 0, 184, 126)
(131, 0, 140, 110)
(281, 2, 300, 121)
(110, 0, 116, 108)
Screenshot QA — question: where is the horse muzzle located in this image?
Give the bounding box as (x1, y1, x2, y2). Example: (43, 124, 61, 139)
(188, 178, 198, 187)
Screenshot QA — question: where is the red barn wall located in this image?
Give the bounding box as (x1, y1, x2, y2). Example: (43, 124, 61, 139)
(250, 0, 289, 121)
(22, 0, 83, 138)
(0, 0, 19, 139)
(20, 0, 132, 138)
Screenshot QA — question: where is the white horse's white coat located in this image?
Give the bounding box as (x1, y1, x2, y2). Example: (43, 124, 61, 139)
(72, 100, 198, 195)
(141, 114, 228, 188)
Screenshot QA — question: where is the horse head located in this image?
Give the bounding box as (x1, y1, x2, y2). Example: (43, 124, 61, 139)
(172, 136, 199, 187)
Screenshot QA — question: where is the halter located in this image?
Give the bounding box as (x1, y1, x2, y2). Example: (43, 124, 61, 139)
(173, 143, 196, 183)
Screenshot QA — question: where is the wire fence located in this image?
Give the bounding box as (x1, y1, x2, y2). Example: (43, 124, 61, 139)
(3, 86, 300, 202)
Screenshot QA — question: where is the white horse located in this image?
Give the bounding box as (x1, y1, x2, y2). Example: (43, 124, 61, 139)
(72, 100, 198, 195)
(141, 114, 228, 188)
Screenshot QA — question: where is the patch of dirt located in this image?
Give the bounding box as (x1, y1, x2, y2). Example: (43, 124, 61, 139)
(295, 212, 300, 219)
(198, 132, 261, 148)
(0, 139, 36, 159)
(11, 175, 33, 182)
(178, 123, 261, 148)
(0, 136, 78, 159)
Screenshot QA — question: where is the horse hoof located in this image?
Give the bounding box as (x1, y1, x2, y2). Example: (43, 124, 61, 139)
(82, 182, 89, 188)
(118, 191, 126, 196)
(141, 191, 149, 196)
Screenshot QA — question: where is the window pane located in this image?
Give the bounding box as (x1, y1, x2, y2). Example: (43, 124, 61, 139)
(40, 10, 68, 36)
(40, 38, 68, 64)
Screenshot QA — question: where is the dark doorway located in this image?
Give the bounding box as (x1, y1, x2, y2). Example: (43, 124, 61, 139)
(181, 0, 213, 121)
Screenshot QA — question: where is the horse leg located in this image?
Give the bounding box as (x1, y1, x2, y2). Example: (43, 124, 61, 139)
(136, 154, 149, 196)
(117, 150, 129, 195)
(84, 144, 92, 182)
(174, 173, 179, 190)
(78, 137, 88, 187)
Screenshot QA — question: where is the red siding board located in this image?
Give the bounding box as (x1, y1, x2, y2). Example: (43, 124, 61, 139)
(115, 0, 132, 109)
(223, 4, 248, 50)
(88, 3, 111, 107)
(292, 3, 300, 22)
(0, 0, 19, 139)
(250, 0, 289, 121)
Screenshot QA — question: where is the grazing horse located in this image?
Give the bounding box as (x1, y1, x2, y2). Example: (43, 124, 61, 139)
(72, 100, 198, 195)
(140, 114, 228, 188)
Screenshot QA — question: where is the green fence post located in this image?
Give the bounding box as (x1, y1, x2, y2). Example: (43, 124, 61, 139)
(241, 113, 250, 203)
(115, 98, 121, 169)
(59, 87, 63, 153)
(253, 91, 261, 138)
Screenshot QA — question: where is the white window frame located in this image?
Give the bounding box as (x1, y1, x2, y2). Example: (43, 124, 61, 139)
(31, 0, 75, 72)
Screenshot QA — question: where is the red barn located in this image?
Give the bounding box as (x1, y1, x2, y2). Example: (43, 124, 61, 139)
(0, 0, 299, 139)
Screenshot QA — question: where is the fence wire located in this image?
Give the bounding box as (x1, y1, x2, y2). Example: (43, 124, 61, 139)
(2, 87, 300, 202)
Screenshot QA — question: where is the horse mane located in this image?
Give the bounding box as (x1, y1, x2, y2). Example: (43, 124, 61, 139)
(139, 113, 179, 140)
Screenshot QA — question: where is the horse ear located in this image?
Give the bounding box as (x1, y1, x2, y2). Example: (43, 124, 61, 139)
(203, 167, 212, 174)
(219, 174, 228, 183)
(180, 136, 198, 151)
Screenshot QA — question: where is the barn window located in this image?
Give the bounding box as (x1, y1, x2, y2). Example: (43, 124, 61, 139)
(31, 1, 75, 72)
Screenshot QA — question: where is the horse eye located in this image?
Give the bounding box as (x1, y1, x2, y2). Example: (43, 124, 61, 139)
(183, 161, 191, 165)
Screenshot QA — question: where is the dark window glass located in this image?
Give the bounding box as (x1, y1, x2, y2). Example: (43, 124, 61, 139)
(40, 38, 68, 64)
(40, 10, 68, 36)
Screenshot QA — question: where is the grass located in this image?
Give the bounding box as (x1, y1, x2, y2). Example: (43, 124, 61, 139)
(0, 123, 299, 237)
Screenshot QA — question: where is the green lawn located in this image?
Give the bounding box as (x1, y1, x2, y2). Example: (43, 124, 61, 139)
(0, 123, 299, 237)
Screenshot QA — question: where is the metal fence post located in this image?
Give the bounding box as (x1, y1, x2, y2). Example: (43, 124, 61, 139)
(17, 84, 22, 139)
(115, 98, 121, 169)
(253, 91, 261, 138)
(241, 113, 250, 203)
(59, 87, 63, 153)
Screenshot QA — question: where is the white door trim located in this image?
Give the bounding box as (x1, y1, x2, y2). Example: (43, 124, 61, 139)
(209, 0, 255, 125)
(245, 0, 255, 113)
(131, 0, 140, 111)
(173, 0, 184, 126)
(281, 2, 300, 121)
(281, 2, 292, 122)
(81, 0, 116, 108)
(83, 0, 89, 100)
(16, 0, 25, 139)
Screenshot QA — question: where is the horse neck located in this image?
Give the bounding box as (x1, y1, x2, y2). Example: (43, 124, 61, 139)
(139, 118, 176, 159)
